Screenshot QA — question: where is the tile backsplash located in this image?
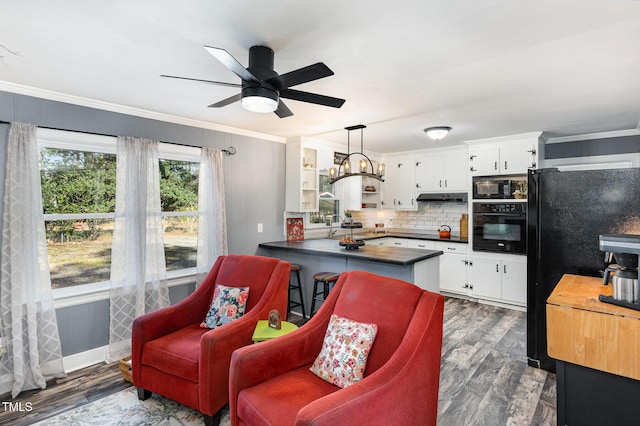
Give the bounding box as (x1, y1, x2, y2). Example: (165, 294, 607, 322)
(352, 202, 468, 234)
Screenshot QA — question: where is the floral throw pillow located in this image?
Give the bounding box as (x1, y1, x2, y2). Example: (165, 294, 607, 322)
(309, 314, 378, 388)
(200, 284, 250, 329)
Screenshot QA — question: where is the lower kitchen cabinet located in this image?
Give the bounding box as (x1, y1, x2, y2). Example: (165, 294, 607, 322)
(434, 241, 468, 295)
(386, 237, 409, 248)
(469, 256, 527, 305)
(368, 237, 389, 246)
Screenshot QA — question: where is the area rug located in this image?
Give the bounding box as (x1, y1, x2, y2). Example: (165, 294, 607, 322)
(32, 386, 230, 426)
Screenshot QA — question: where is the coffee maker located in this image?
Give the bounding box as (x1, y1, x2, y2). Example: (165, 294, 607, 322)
(600, 234, 640, 310)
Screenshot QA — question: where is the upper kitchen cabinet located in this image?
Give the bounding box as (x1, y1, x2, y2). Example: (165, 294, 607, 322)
(416, 147, 469, 193)
(467, 132, 543, 176)
(380, 155, 417, 210)
(285, 137, 319, 212)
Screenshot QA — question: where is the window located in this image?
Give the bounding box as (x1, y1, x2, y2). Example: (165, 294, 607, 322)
(309, 172, 340, 226)
(160, 158, 199, 271)
(38, 129, 201, 292)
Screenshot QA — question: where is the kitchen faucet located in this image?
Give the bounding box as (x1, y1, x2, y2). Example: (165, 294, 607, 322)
(326, 214, 339, 237)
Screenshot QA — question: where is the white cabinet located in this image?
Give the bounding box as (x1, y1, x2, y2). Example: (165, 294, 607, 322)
(285, 138, 319, 212)
(468, 256, 527, 305)
(500, 259, 527, 305)
(407, 240, 435, 250)
(369, 237, 388, 246)
(381, 157, 417, 210)
(434, 242, 469, 295)
(467, 132, 542, 177)
(416, 149, 469, 193)
(387, 237, 409, 248)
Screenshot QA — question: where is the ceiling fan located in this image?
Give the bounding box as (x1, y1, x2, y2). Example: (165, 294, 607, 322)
(161, 45, 345, 118)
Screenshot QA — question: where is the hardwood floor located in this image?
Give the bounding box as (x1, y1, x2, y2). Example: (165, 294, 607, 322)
(0, 297, 556, 425)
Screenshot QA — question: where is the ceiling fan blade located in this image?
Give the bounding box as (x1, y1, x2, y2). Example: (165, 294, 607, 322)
(203, 46, 260, 83)
(208, 93, 242, 108)
(275, 100, 293, 118)
(272, 62, 334, 88)
(280, 89, 345, 108)
(161, 74, 241, 89)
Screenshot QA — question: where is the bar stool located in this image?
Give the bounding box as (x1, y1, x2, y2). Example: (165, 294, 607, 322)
(288, 264, 306, 318)
(310, 272, 340, 317)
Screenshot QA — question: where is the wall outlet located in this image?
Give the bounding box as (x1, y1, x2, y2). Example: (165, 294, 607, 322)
(257, 223, 263, 233)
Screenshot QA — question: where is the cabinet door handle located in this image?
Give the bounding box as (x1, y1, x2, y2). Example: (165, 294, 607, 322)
(494, 161, 498, 171)
(470, 155, 477, 161)
(418, 244, 426, 248)
(416, 183, 421, 188)
(527, 148, 537, 155)
(504, 264, 507, 274)
(470, 166, 476, 172)
(439, 179, 442, 188)
(394, 198, 397, 205)
(496, 264, 499, 272)
(504, 161, 508, 170)
(444, 179, 448, 187)
(411, 198, 414, 205)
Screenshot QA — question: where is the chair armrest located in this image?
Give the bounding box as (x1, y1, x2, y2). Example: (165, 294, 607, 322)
(198, 259, 292, 416)
(296, 292, 444, 426)
(227, 311, 331, 425)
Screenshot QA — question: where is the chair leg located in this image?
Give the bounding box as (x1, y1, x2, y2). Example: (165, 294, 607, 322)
(137, 387, 151, 400)
(203, 410, 222, 426)
(295, 269, 306, 317)
(310, 279, 319, 318)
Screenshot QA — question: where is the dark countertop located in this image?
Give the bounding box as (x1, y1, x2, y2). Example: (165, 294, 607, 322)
(349, 230, 468, 244)
(258, 239, 443, 266)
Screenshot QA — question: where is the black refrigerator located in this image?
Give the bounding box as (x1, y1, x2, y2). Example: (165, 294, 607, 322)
(527, 167, 640, 372)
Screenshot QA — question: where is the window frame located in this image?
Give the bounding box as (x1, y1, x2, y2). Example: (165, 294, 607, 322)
(37, 129, 202, 308)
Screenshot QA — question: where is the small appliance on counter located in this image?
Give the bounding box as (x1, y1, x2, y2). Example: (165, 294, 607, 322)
(599, 234, 640, 310)
(438, 225, 451, 239)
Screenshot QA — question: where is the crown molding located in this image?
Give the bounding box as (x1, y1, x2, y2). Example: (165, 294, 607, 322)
(0, 80, 286, 144)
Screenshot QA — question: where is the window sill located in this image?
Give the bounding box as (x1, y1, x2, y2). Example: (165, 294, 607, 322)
(52, 268, 197, 310)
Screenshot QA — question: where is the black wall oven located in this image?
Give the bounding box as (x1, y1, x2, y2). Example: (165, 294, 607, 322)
(473, 202, 526, 254)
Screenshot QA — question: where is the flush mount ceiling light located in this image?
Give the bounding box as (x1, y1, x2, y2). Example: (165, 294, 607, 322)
(424, 126, 452, 141)
(241, 86, 279, 113)
(329, 125, 385, 185)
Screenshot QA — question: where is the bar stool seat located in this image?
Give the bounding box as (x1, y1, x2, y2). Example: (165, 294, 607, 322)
(310, 272, 340, 317)
(288, 264, 305, 318)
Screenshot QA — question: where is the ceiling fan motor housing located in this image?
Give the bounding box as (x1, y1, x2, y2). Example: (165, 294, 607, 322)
(245, 46, 283, 90)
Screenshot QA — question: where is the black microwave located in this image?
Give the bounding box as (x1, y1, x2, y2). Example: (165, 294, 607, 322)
(472, 175, 527, 199)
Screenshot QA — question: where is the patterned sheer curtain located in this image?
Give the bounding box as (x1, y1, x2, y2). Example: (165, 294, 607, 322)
(0, 122, 65, 397)
(108, 137, 170, 362)
(196, 147, 228, 283)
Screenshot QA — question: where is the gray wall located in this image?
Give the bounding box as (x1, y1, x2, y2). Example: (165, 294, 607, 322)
(0, 91, 285, 357)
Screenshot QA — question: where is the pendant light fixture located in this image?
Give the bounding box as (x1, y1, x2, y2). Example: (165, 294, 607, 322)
(329, 125, 385, 185)
(424, 126, 452, 141)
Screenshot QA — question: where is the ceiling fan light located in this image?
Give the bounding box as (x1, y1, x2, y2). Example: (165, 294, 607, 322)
(241, 86, 279, 113)
(424, 126, 452, 141)
(242, 96, 278, 113)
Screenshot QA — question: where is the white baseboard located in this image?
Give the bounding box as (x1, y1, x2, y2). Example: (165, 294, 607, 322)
(63, 345, 108, 373)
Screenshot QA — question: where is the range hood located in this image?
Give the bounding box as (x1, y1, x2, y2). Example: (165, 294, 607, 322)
(416, 192, 468, 202)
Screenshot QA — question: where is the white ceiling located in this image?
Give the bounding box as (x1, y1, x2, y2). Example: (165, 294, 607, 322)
(1, 0, 640, 153)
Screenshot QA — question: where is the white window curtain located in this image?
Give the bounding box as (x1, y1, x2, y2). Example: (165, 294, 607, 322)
(108, 136, 170, 362)
(0, 122, 65, 398)
(196, 147, 228, 283)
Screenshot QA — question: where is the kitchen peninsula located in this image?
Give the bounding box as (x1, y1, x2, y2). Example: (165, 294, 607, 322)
(257, 237, 443, 311)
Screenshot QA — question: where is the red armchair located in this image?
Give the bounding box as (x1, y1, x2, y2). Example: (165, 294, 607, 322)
(131, 254, 290, 426)
(229, 270, 445, 426)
